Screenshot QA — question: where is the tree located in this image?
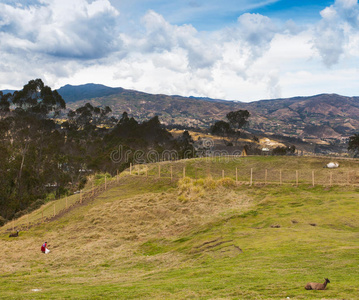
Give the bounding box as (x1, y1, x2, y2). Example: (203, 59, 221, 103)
(210, 120, 234, 140)
(226, 110, 250, 130)
(0, 91, 11, 115)
(348, 134, 359, 157)
(272, 145, 296, 156)
(226, 110, 250, 145)
(12, 79, 65, 117)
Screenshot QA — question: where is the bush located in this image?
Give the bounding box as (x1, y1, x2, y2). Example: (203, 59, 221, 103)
(218, 177, 237, 188)
(0, 216, 7, 227)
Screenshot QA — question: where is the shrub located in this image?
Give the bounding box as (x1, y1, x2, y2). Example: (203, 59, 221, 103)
(0, 216, 7, 227)
(218, 177, 237, 188)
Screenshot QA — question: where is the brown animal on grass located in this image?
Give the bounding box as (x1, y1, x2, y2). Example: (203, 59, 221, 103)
(305, 278, 330, 290)
(9, 230, 19, 237)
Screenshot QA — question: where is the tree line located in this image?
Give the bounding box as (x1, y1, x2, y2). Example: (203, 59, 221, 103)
(0, 79, 194, 224)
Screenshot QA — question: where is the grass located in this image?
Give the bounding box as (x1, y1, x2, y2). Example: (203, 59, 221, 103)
(0, 157, 359, 299)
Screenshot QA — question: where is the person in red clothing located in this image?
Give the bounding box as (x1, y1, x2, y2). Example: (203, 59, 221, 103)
(41, 242, 50, 254)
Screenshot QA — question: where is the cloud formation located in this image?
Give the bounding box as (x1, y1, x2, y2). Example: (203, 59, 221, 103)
(0, 0, 359, 101)
(313, 0, 359, 66)
(0, 0, 120, 59)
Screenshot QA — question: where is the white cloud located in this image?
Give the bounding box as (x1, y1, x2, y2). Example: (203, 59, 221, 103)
(313, 0, 359, 67)
(0, 0, 121, 59)
(0, 0, 359, 101)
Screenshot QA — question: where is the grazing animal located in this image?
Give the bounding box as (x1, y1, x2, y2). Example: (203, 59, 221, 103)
(9, 230, 19, 238)
(305, 278, 330, 290)
(325, 162, 339, 168)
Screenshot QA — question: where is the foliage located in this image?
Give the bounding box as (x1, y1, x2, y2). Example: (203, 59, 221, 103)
(210, 109, 250, 145)
(348, 133, 359, 157)
(272, 145, 296, 156)
(0, 79, 197, 221)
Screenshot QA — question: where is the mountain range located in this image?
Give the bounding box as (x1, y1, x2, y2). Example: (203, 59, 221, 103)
(2, 83, 358, 143)
(56, 84, 358, 142)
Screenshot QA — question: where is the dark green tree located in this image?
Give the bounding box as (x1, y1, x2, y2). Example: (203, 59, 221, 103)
(12, 79, 65, 117)
(226, 110, 250, 130)
(348, 134, 359, 157)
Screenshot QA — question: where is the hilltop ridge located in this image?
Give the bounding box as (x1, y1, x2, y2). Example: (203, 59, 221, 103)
(59, 84, 359, 143)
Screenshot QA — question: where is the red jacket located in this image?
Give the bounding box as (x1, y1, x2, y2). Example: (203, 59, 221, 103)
(41, 243, 46, 253)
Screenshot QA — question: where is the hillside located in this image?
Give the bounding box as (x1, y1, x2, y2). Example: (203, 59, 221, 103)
(59, 84, 359, 143)
(1, 157, 359, 299)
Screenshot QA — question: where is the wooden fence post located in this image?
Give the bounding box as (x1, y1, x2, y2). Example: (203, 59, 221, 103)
(312, 170, 315, 187)
(183, 167, 186, 178)
(66, 196, 68, 209)
(330, 171, 333, 187)
(222, 170, 224, 179)
(265, 169, 268, 185)
(80, 190, 83, 204)
(170, 166, 173, 181)
(250, 168, 253, 186)
(42, 209, 44, 223)
(236, 168, 238, 184)
(105, 174, 107, 190)
(296, 170, 299, 186)
(53, 204, 56, 217)
(92, 181, 94, 196)
(158, 165, 161, 178)
(130, 163, 132, 175)
(117, 169, 119, 183)
(347, 171, 350, 185)
(146, 167, 148, 178)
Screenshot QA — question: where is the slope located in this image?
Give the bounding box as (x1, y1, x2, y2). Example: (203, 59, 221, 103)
(61, 83, 359, 140)
(0, 157, 359, 299)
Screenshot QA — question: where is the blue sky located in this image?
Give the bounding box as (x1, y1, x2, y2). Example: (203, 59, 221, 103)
(0, 0, 359, 101)
(113, 0, 334, 30)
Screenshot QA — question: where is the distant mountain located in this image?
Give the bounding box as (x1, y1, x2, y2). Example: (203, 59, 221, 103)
(57, 83, 124, 103)
(0, 89, 16, 94)
(62, 83, 358, 142)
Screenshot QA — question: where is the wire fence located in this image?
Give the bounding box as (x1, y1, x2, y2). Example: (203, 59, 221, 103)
(127, 161, 359, 187)
(3, 175, 121, 234)
(4, 156, 359, 234)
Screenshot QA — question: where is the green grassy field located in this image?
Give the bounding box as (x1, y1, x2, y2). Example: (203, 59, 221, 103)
(0, 157, 358, 299)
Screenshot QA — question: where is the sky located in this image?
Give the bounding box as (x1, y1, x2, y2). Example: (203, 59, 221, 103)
(0, 0, 359, 102)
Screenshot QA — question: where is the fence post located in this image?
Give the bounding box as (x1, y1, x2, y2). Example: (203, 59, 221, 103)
(265, 169, 268, 185)
(12, 220, 14, 232)
(80, 190, 83, 204)
(158, 165, 161, 178)
(312, 170, 315, 187)
(53, 204, 56, 217)
(117, 169, 119, 183)
(170, 166, 173, 181)
(42, 209, 44, 223)
(330, 171, 333, 187)
(250, 168, 253, 186)
(92, 181, 94, 196)
(183, 167, 186, 178)
(146, 167, 148, 178)
(347, 171, 350, 185)
(66, 196, 68, 209)
(222, 170, 224, 179)
(236, 168, 238, 184)
(105, 174, 107, 190)
(296, 170, 299, 186)
(130, 163, 132, 175)
(280, 170, 282, 185)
